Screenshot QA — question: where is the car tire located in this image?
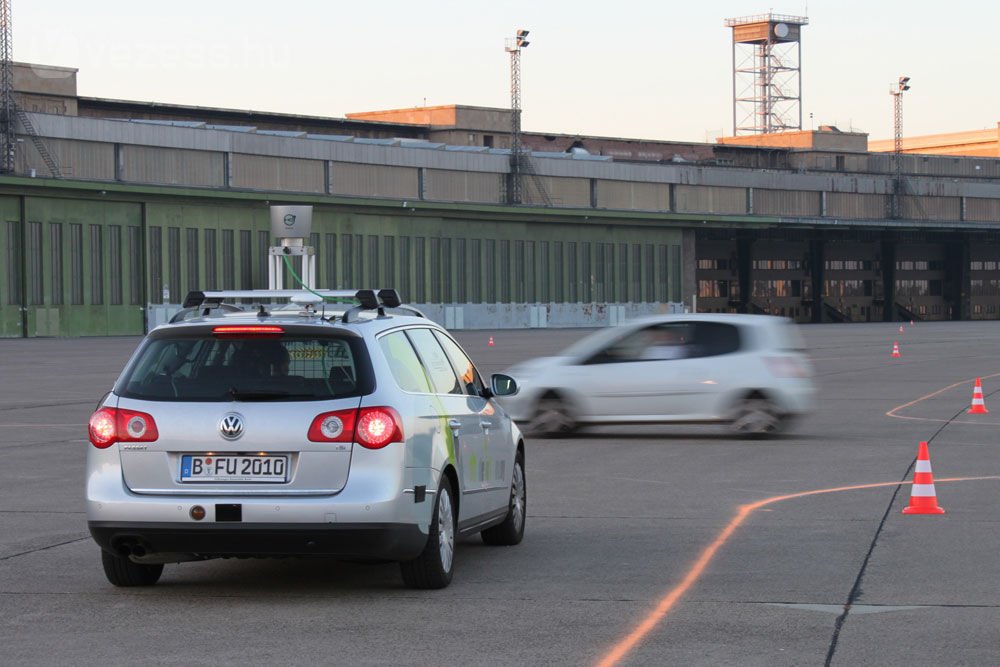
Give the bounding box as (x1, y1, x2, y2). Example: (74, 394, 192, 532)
(101, 549, 164, 587)
(526, 395, 576, 438)
(400, 476, 456, 589)
(730, 396, 783, 437)
(481, 453, 526, 546)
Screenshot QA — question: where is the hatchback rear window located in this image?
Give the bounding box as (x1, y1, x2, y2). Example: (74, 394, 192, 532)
(116, 334, 373, 401)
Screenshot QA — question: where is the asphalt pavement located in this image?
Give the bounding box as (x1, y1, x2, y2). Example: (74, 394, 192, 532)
(2, 321, 1000, 666)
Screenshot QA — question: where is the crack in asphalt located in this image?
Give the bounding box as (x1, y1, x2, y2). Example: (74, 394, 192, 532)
(0, 400, 98, 413)
(823, 401, 969, 667)
(0, 537, 90, 562)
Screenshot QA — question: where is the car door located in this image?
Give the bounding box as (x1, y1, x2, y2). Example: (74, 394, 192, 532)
(574, 322, 705, 420)
(404, 328, 494, 523)
(433, 330, 511, 513)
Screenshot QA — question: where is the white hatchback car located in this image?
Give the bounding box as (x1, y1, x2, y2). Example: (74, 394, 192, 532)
(500, 314, 814, 437)
(86, 289, 525, 589)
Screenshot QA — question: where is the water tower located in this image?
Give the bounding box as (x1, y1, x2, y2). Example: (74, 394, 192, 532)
(725, 13, 808, 135)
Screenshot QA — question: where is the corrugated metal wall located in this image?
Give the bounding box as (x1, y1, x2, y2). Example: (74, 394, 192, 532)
(332, 163, 419, 199)
(674, 185, 746, 214)
(825, 193, 889, 219)
(16, 137, 114, 180)
(596, 180, 670, 211)
(230, 154, 325, 193)
(965, 198, 1000, 222)
(754, 189, 820, 216)
(525, 176, 591, 207)
(900, 196, 961, 220)
(121, 145, 225, 187)
(423, 169, 502, 203)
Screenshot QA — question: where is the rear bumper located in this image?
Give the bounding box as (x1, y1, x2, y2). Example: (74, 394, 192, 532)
(89, 521, 428, 561)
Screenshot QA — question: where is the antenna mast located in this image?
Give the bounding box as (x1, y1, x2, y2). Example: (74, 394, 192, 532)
(0, 0, 14, 173)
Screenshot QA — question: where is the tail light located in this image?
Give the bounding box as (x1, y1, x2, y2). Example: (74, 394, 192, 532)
(308, 406, 404, 449)
(308, 408, 358, 443)
(764, 356, 811, 379)
(88, 407, 159, 449)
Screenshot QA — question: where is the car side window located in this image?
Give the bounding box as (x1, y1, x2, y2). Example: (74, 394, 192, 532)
(378, 331, 433, 393)
(687, 322, 741, 358)
(639, 323, 693, 360)
(433, 330, 486, 397)
(405, 328, 464, 396)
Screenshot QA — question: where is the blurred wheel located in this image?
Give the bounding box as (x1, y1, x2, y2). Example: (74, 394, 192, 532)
(730, 396, 782, 437)
(526, 396, 576, 438)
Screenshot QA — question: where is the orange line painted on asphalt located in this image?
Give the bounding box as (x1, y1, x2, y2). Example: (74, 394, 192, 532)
(595, 475, 1000, 667)
(885, 372, 1000, 422)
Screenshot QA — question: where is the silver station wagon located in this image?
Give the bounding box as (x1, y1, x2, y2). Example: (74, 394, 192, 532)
(86, 289, 525, 589)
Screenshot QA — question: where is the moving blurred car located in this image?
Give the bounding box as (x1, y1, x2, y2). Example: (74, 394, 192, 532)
(500, 313, 814, 437)
(86, 288, 525, 590)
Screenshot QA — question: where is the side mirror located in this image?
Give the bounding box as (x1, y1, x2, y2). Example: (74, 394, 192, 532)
(490, 373, 519, 397)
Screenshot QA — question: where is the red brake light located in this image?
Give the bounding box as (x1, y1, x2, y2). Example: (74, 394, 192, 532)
(212, 325, 285, 338)
(88, 407, 159, 449)
(308, 407, 403, 448)
(356, 407, 404, 449)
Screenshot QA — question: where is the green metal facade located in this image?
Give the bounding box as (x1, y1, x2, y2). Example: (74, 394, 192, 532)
(0, 180, 685, 337)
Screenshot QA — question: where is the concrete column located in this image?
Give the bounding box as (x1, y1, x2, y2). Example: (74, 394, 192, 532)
(880, 236, 896, 321)
(737, 236, 752, 313)
(809, 238, 824, 323)
(946, 238, 970, 321)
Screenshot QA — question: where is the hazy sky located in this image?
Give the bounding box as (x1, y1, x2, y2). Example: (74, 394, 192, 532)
(15, 1, 1000, 143)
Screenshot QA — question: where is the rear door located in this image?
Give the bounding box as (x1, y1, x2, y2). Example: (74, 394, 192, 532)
(433, 330, 511, 511)
(403, 327, 495, 522)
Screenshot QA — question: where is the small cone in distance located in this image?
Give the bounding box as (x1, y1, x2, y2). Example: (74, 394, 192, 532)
(899, 325, 904, 334)
(488, 335, 495, 347)
(891, 341, 901, 358)
(969, 377, 989, 414)
(902, 441, 945, 515)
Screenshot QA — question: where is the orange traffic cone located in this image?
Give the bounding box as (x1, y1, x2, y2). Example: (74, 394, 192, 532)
(488, 335, 495, 347)
(903, 441, 945, 515)
(891, 341, 901, 358)
(910, 320, 914, 326)
(968, 377, 989, 414)
(899, 325, 904, 334)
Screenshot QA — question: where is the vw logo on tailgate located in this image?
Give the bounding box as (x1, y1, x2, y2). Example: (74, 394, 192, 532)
(219, 413, 245, 440)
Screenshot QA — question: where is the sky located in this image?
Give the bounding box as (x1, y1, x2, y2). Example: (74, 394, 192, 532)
(14, 1, 1000, 144)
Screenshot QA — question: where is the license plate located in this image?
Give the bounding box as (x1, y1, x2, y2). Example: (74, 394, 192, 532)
(180, 455, 288, 483)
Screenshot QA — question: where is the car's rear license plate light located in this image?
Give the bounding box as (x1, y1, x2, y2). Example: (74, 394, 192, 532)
(180, 454, 288, 483)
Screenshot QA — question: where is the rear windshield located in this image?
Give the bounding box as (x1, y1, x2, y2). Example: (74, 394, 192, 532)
(116, 334, 373, 401)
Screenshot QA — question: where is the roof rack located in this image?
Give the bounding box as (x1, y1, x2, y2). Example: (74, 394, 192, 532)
(176, 288, 425, 324)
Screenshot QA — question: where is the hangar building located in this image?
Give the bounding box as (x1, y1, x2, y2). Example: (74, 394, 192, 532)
(4, 62, 1000, 337)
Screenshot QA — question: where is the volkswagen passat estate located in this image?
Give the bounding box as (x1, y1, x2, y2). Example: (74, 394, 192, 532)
(87, 289, 524, 589)
(500, 313, 813, 437)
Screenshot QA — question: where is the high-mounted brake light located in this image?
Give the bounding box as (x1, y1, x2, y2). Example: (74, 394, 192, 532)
(307, 406, 404, 449)
(212, 325, 285, 338)
(88, 407, 159, 449)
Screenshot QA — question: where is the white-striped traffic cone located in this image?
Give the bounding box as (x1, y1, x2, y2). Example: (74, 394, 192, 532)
(891, 341, 901, 358)
(968, 377, 989, 414)
(902, 441, 945, 515)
